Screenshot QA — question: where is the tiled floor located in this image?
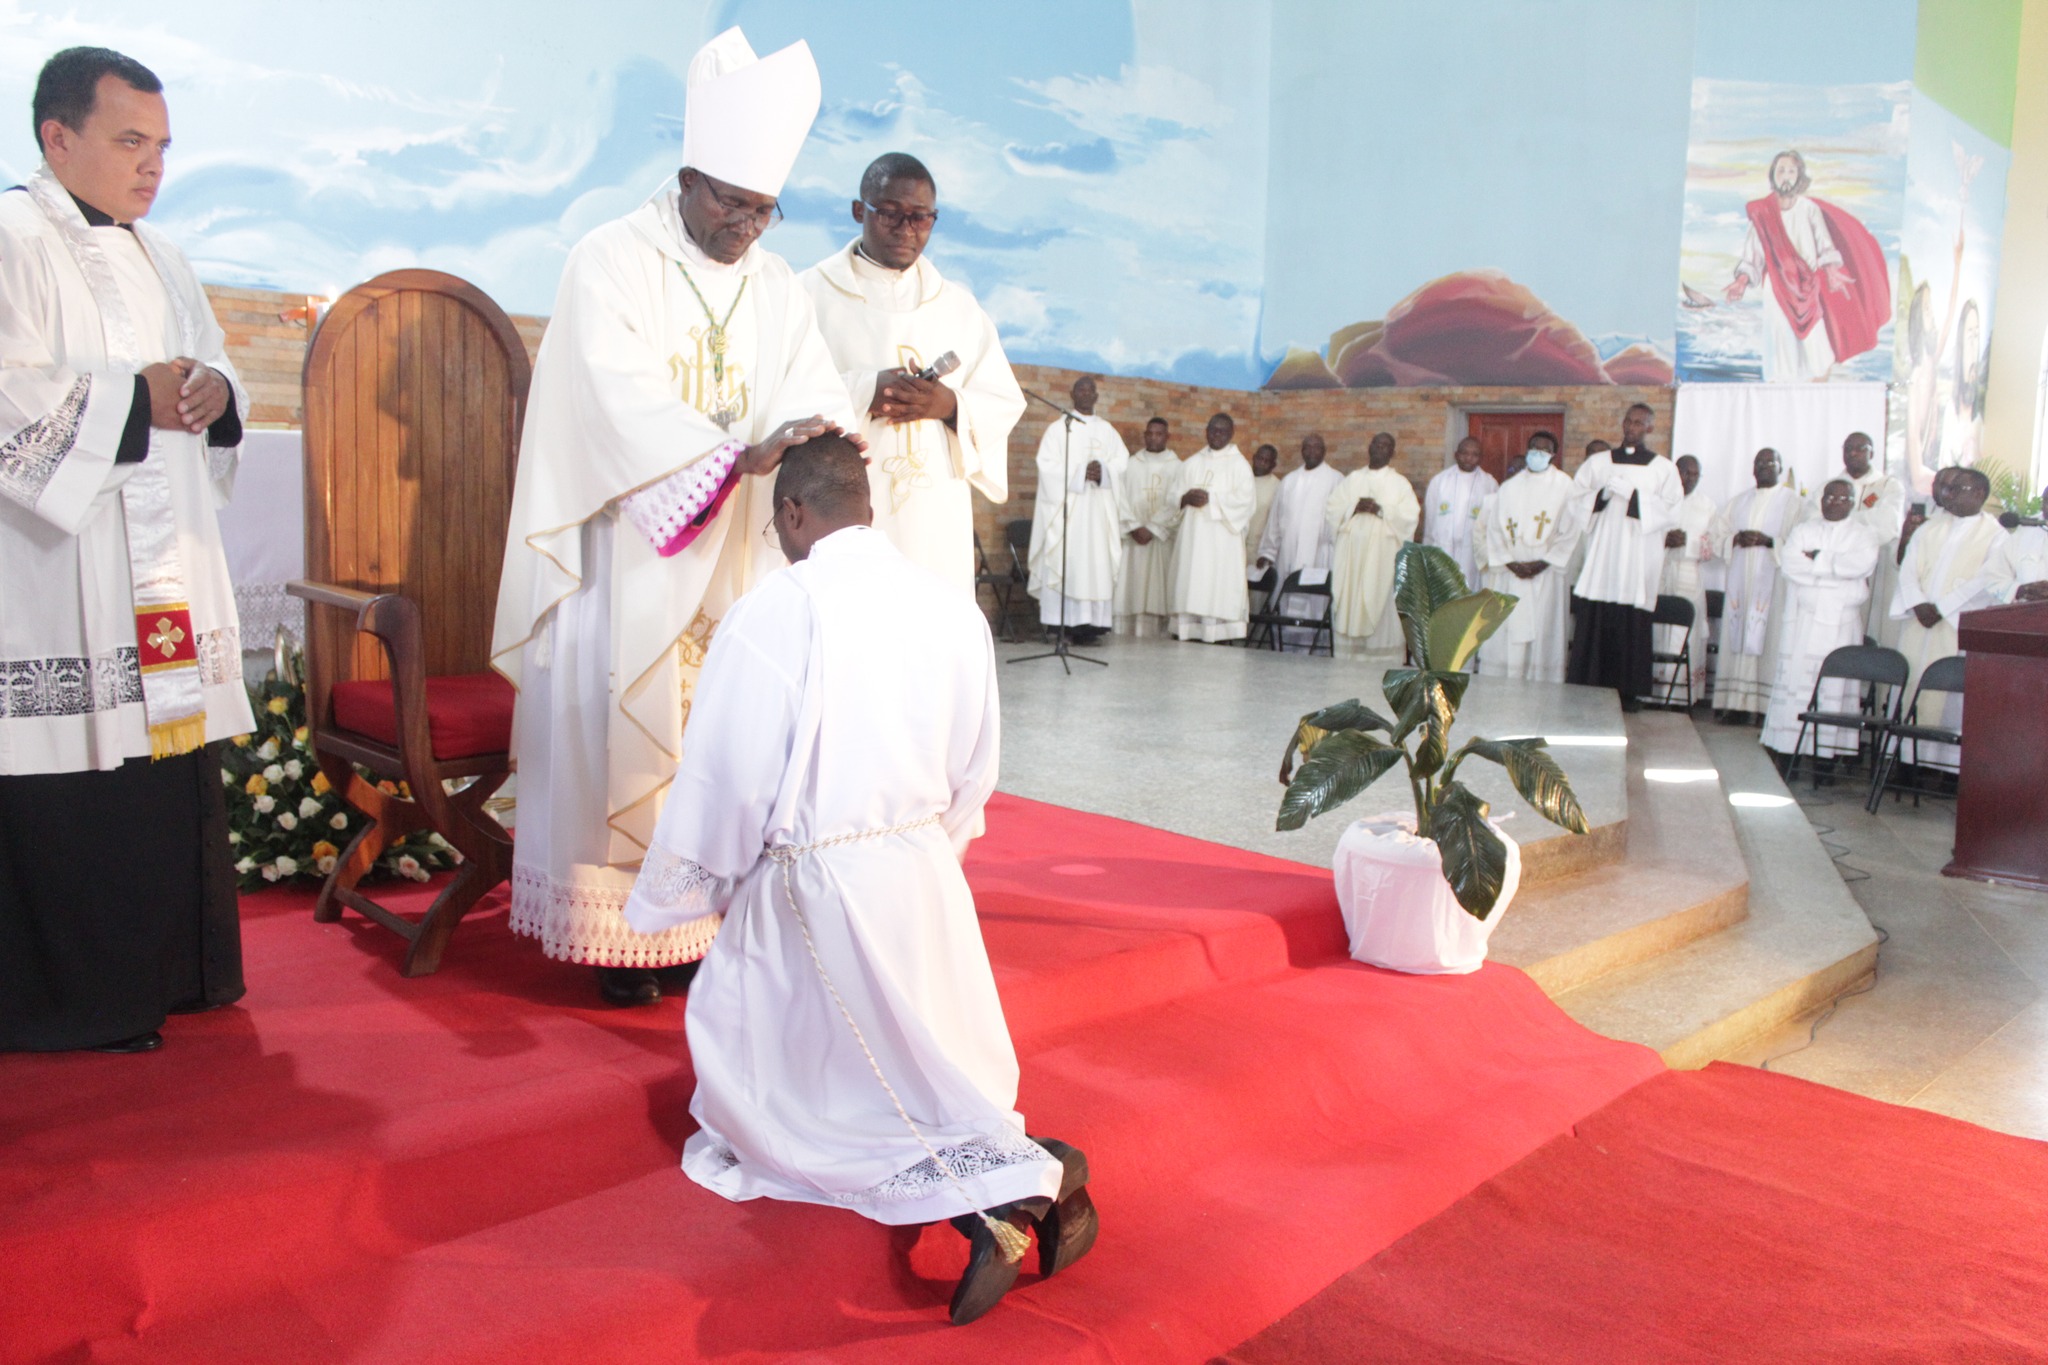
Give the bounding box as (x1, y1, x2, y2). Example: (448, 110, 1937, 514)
(1724, 738, 2048, 1142)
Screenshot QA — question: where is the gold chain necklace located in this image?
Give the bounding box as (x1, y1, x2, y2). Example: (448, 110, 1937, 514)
(676, 261, 748, 430)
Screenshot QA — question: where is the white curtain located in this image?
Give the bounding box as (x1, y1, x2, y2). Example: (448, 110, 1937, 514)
(1671, 381, 1891, 511)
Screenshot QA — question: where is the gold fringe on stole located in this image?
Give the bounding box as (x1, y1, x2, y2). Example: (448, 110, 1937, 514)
(149, 713, 209, 760)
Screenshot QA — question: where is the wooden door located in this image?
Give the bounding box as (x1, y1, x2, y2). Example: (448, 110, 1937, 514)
(1465, 411, 1566, 481)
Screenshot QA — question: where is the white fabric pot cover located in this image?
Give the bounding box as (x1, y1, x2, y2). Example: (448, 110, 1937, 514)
(1333, 812, 1522, 975)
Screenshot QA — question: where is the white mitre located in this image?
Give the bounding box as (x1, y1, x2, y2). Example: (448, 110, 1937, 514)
(682, 26, 821, 197)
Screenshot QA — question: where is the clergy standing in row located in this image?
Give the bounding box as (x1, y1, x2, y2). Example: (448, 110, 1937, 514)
(1991, 488, 2048, 601)
(623, 436, 1094, 1326)
(1841, 431, 1906, 644)
(1658, 455, 1717, 700)
(1422, 437, 1498, 586)
(1026, 376, 1129, 639)
(1115, 417, 1180, 635)
(1246, 443, 1281, 566)
(1478, 432, 1580, 682)
(1327, 433, 1421, 655)
(1712, 448, 1809, 724)
(1566, 404, 1683, 709)
(1890, 467, 2009, 770)
(1, 48, 252, 1054)
(800, 152, 1023, 594)
(1760, 480, 1883, 759)
(493, 28, 856, 1006)
(1165, 413, 1256, 642)
(1254, 433, 1344, 650)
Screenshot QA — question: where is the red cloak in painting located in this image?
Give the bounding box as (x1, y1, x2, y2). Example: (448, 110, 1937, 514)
(1744, 195, 1891, 366)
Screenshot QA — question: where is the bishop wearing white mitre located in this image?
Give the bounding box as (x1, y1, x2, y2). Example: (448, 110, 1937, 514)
(1326, 432, 1421, 655)
(1840, 431, 1905, 642)
(492, 29, 855, 1006)
(1423, 437, 1499, 586)
(1658, 455, 1717, 698)
(1026, 375, 1130, 632)
(1711, 448, 1810, 721)
(1761, 480, 1883, 757)
(1112, 417, 1179, 635)
(622, 437, 1095, 1326)
(800, 152, 1023, 594)
(1164, 412, 1257, 642)
(1889, 467, 2010, 770)
(1477, 435, 1580, 682)
(1253, 433, 1344, 649)
(1, 48, 252, 1054)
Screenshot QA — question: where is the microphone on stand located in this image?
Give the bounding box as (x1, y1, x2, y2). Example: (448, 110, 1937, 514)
(1999, 511, 2046, 530)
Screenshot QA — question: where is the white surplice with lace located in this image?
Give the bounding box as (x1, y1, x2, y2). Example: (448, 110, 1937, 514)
(622, 526, 1062, 1224)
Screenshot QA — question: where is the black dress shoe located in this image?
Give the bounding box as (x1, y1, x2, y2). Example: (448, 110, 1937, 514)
(1028, 1137, 1100, 1278)
(948, 1198, 1050, 1326)
(92, 1030, 163, 1054)
(595, 967, 661, 1007)
(651, 960, 702, 992)
(167, 999, 230, 1015)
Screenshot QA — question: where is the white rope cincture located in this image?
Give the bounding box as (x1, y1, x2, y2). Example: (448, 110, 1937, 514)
(766, 815, 1032, 1263)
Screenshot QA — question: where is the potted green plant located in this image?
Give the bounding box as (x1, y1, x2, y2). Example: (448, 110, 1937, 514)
(1276, 544, 1590, 973)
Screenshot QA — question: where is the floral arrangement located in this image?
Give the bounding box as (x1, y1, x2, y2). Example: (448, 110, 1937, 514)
(221, 643, 454, 890)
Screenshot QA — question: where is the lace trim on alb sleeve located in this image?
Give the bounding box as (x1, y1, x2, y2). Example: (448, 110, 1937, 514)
(618, 439, 748, 557)
(634, 842, 733, 922)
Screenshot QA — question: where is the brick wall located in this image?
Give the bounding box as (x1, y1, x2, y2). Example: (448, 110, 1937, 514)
(209, 284, 1673, 624)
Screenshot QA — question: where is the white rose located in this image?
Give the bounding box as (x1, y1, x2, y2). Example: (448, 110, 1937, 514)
(257, 738, 279, 761)
(396, 854, 424, 881)
(330, 812, 349, 830)
(263, 764, 285, 784)
(275, 855, 299, 877)
(261, 862, 281, 882)
(254, 794, 276, 814)
(284, 759, 303, 780)
(277, 812, 298, 831)
(221, 770, 234, 786)
(228, 831, 241, 846)
(317, 855, 337, 875)
(234, 856, 255, 874)
(299, 797, 322, 819)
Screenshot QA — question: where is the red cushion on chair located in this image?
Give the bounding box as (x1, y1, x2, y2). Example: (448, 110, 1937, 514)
(329, 672, 514, 761)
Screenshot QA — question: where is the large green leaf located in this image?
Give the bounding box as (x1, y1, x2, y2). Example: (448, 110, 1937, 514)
(1382, 667, 1427, 740)
(1410, 675, 1462, 778)
(1276, 731, 1405, 831)
(1279, 698, 1399, 785)
(1459, 737, 1592, 834)
(1429, 781, 1511, 919)
(1383, 668, 1470, 757)
(1392, 545, 1470, 667)
(1425, 590, 1519, 675)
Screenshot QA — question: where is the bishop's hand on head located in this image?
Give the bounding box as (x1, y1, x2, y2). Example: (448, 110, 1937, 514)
(739, 416, 858, 477)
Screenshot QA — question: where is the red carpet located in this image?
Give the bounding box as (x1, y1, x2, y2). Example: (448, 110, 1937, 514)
(0, 794, 1659, 1363)
(1220, 1063, 2048, 1364)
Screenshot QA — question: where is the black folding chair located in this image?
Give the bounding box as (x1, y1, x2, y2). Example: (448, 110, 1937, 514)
(1866, 654, 1966, 811)
(1001, 519, 1034, 636)
(1781, 644, 1908, 790)
(974, 531, 1018, 642)
(1247, 570, 1333, 656)
(1241, 567, 1278, 648)
(1648, 595, 1696, 711)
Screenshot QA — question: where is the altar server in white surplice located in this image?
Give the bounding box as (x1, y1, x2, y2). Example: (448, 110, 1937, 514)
(1889, 468, 2010, 770)
(1423, 438, 1499, 586)
(1114, 417, 1180, 636)
(1478, 434, 1580, 682)
(0, 49, 254, 1053)
(1840, 431, 1905, 642)
(1327, 432, 1422, 655)
(1711, 448, 1810, 721)
(1026, 375, 1128, 635)
(1254, 433, 1344, 650)
(1246, 443, 1281, 565)
(1164, 413, 1256, 642)
(492, 28, 856, 1006)
(1761, 481, 1883, 757)
(1659, 456, 1717, 698)
(1566, 405, 1684, 707)
(800, 153, 1023, 595)
(623, 438, 1092, 1326)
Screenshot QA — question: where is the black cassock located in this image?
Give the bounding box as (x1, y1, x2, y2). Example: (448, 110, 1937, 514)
(1565, 444, 1660, 703)
(0, 743, 243, 1049)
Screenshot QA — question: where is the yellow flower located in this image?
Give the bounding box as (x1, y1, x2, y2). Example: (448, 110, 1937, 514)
(377, 780, 399, 796)
(232, 733, 252, 747)
(311, 770, 332, 795)
(244, 773, 269, 796)
(266, 696, 290, 715)
(311, 840, 339, 862)
(294, 726, 310, 746)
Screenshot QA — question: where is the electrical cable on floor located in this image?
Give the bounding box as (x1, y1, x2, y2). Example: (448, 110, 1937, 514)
(1758, 774, 1888, 1070)
(1760, 925, 1889, 1072)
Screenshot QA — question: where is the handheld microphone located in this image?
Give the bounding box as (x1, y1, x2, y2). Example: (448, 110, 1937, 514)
(1999, 511, 2046, 530)
(914, 351, 960, 383)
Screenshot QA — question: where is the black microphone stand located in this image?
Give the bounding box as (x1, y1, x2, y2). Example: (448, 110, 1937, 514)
(1010, 388, 1108, 674)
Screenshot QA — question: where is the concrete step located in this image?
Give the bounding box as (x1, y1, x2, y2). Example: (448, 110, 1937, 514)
(1489, 711, 1750, 995)
(1550, 721, 1880, 1068)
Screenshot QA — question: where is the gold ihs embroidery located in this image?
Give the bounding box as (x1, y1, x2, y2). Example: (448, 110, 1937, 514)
(674, 609, 720, 735)
(668, 328, 751, 428)
(880, 343, 933, 512)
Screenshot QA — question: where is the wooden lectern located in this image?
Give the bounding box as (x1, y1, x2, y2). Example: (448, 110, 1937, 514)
(1945, 600, 2048, 890)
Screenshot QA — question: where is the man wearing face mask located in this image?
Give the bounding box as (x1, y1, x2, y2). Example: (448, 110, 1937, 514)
(1658, 455, 1718, 701)
(1711, 448, 1811, 725)
(1761, 479, 1883, 762)
(1477, 432, 1578, 682)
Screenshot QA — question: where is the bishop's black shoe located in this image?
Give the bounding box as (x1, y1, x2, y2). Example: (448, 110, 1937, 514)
(948, 1198, 1051, 1325)
(651, 960, 702, 992)
(1027, 1136, 1100, 1277)
(595, 967, 662, 1006)
(92, 1030, 164, 1054)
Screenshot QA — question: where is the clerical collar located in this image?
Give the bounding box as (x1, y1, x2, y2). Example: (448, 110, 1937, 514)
(1612, 445, 1657, 466)
(71, 190, 133, 232)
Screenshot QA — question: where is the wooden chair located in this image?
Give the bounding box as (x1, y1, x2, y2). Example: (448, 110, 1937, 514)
(288, 270, 530, 976)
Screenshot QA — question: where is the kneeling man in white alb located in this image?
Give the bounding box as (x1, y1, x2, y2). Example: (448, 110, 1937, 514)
(622, 435, 1097, 1325)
